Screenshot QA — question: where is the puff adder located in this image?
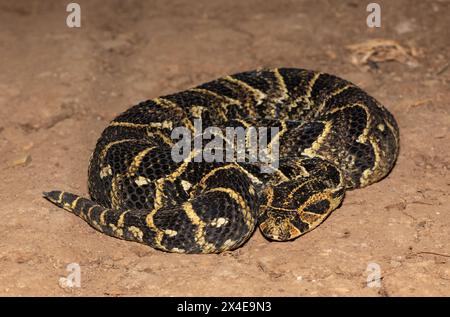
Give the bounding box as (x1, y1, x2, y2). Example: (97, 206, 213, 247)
(44, 68, 399, 254)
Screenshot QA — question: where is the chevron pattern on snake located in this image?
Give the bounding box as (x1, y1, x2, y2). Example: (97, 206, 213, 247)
(44, 68, 399, 254)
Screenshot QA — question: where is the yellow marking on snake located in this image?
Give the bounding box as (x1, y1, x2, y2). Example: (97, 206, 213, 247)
(143, 151, 199, 249)
(99, 139, 138, 162)
(166, 149, 199, 182)
(273, 68, 289, 99)
(192, 164, 239, 192)
(360, 135, 383, 187)
(384, 118, 400, 150)
(292, 160, 310, 177)
(164, 229, 178, 237)
(224, 76, 264, 117)
(189, 88, 241, 105)
(285, 178, 316, 204)
(109, 122, 148, 129)
(259, 205, 297, 212)
(297, 193, 334, 226)
(182, 202, 203, 227)
(99, 209, 109, 226)
(189, 88, 241, 121)
(128, 226, 144, 242)
(117, 211, 128, 228)
(317, 84, 353, 114)
(100, 165, 112, 178)
(148, 130, 174, 146)
(220, 239, 238, 251)
(86, 206, 95, 220)
(181, 180, 192, 192)
(302, 120, 332, 157)
(91, 220, 102, 231)
(299, 212, 321, 227)
(154, 97, 184, 110)
(128, 147, 156, 176)
(233, 118, 252, 128)
(190, 105, 204, 118)
(115, 120, 174, 130)
(302, 190, 343, 219)
(264, 186, 275, 208)
(210, 217, 229, 228)
(273, 168, 290, 183)
(109, 223, 123, 237)
(182, 202, 216, 252)
(110, 174, 122, 209)
(144, 184, 166, 248)
(70, 196, 81, 210)
(266, 120, 286, 158)
(57, 191, 65, 204)
(207, 187, 254, 229)
(135, 176, 151, 186)
(303, 72, 322, 106)
(356, 105, 371, 144)
(181, 118, 195, 133)
(224, 76, 266, 102)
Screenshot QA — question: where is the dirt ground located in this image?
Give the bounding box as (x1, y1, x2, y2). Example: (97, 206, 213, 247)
(0, 0, 449, 297)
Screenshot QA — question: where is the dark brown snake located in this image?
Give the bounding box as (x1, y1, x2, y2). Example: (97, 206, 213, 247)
(44, 68, 399, 253)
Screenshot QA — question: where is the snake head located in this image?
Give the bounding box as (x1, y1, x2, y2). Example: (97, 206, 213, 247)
(258, 208, 304, 241)
(257, 181, 343, 242)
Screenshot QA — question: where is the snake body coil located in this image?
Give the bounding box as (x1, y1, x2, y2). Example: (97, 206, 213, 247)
(44, 68, 399, 253)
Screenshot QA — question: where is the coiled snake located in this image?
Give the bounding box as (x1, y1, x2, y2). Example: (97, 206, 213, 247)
(44, 68, 399, 253)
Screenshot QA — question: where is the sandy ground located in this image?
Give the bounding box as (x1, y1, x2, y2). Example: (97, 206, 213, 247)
(0, 0, 449, 296)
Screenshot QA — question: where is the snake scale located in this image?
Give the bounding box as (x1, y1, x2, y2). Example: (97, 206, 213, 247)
(44, 68, 399, 254)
